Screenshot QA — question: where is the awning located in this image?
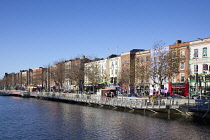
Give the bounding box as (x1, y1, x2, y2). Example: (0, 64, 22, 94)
(105, 87, 116, 90)
(109, 84, 120, 87)
(99, 81, 106, 84)
(27, 85, 34, 88)
(84, 82, 91, 85)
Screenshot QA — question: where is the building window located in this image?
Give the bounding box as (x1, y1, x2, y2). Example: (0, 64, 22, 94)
(163, 55, 167, 61)
(110, 77, 113, 83)
(172, 74, 176, 83)
(115, 69, 118, 75)
(180, 73, 185, 82)
(114, 77, 117, 84)
(115, 61, 118, 65)
(172, 62, 176, 69)
(194, 65, 198, 73)
(203, 64, 208, 71)
(172, 51, 177, 59)
(146, 56, 149, 62)
(154, 57, 156, 61)
(141, 57, 144, 63)
(111, 70, 113, 75)
(203, 47, 207, 57)
(180, 50, 185, 58)
(111, 62, 114, 66)
(180, 62, 184, 70)
(136, 58, 139, 63)
(158, 56, 162, 61)
(194, 49, 198, 58)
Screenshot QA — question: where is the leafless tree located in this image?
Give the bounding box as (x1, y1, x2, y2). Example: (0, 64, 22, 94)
(117, 66, 132, 93)
(69, 59, 85, 92)
(135, 59, 150, 84)
(51, 60, 66, 92)
(150, 41, 185, 94)
(66, 56, 91, 92)
(135, 58, 150, 94)
(41, 68, 47, 90)
(3, 73, 12, 90)
(33, 69, 43, 87)
(118, 68, 130, 85)
(0, 79, 4, 89)
(43, 64, 51, 91)
(85, 62, 102, 93)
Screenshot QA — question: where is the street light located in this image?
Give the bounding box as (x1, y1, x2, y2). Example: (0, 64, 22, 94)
(194, 59, 198, 91)
(193, 56, 200, 98)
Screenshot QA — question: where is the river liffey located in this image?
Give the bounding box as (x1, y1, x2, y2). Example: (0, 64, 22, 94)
(1, 96, 210, 140)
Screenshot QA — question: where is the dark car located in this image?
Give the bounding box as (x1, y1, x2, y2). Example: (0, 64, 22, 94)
(128, 94, 139, 97)
(196, 95, 210, 100)
(191, 94, 199, 99)
(167, 95, 185, 99)
(64, 90, 71, 93)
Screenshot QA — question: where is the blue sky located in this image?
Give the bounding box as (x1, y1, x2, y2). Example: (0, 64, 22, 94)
(0, 0, 210, 78)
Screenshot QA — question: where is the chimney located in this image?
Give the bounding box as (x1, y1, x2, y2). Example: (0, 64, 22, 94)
(81, 55, 85, 59)
(176, 40, 182, 44)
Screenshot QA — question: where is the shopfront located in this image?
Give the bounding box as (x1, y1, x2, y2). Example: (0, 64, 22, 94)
(100, 87, 117, 97)
(189, 75, 210, 95)
(135, 85, 150, 96)
(168, 83, 189, 97)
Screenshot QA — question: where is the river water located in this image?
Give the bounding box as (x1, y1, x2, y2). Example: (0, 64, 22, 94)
(0, 96, 210, 140)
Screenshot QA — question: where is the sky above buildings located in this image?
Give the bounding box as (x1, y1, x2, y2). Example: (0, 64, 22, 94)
(0, 0, 210, 78)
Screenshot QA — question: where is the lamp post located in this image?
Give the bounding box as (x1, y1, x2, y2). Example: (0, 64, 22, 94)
(193, 56, 199, 96)
(203, 71, 207, 95)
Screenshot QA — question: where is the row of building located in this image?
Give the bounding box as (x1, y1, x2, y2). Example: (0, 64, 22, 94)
(1, 37, 210, 96)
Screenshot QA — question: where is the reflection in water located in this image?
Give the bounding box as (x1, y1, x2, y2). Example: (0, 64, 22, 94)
(0, 96, 210, 140)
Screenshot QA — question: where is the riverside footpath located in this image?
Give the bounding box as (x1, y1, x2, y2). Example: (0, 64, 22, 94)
(1, 90, 210, 119)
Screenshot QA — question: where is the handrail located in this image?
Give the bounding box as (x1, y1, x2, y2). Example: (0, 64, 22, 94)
(28, 92, 173, 109)
(1, 90, 209, 112)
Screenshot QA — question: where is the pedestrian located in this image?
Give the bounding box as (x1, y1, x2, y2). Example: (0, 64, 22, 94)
(110, 91, 114, 98)
(167, 91, 170, 97)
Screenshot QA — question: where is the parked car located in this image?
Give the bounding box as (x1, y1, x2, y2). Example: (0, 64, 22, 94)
(117, 94, 127, 97)
(128, 94, 139, 97)
(196, 95, 210, 100)
(167, 94, 185, 99)
(64, 90, 71, 93)
(191, 94, 200, 99)
(116, 91, 122, 95)
(206, 90, 210, 95)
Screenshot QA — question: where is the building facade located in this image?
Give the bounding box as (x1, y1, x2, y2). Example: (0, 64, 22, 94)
(1, 37, 210, 96)
(135, 50, 150, 95)
(168, 40, 190, 97)
(120, 49, 144, 93)
(108, 55, 121, 86)
(189, 37, 210, 95)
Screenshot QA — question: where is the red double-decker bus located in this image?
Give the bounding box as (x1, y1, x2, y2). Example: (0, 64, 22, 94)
(168, 82, 189, 97)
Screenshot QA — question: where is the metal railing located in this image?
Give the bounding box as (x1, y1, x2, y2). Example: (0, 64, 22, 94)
(28, 92, 178, 109)
(1, 90, 209, 112)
